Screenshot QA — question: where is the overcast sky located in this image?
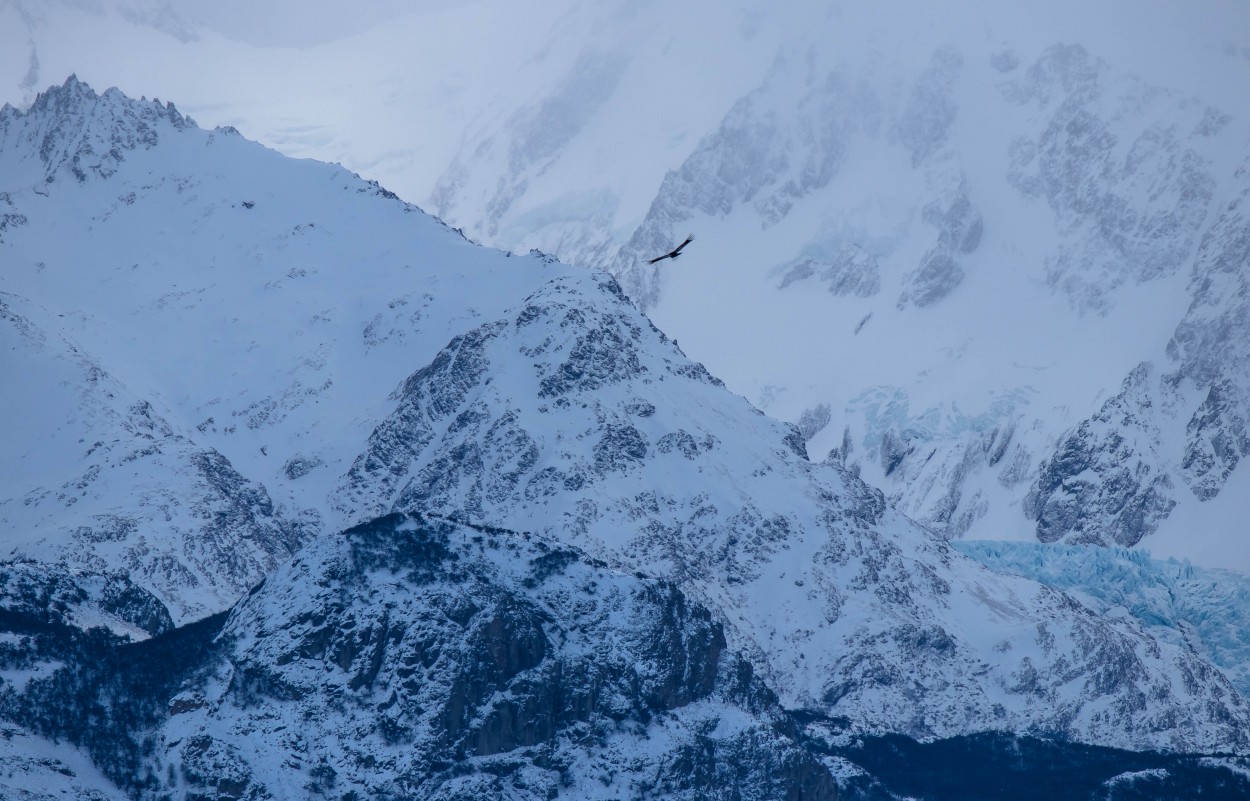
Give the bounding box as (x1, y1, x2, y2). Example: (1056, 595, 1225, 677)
(163, 0, 466, 46)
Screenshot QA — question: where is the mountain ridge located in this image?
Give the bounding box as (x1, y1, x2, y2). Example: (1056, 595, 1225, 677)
(2, 77, 1250, 798)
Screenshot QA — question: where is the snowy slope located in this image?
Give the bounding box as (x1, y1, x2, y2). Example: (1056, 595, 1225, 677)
(0, 723, 128, 801)
(3, 77, 1250, 758)
(0, 76, 568, 621)
(1, 292, 310, 621)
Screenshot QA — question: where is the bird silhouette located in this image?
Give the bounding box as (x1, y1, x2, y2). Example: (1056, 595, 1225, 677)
(647, 234, 695, 264)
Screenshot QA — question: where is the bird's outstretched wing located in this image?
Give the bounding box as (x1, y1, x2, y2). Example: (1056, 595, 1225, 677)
(647, 234, 696, 264)
(671, 234, 695, 255)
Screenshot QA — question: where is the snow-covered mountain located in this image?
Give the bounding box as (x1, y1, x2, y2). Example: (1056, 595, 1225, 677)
(0, 75, 568, 622)
(330, 258, 1249, 751)
(6, 514, 1246, 800)
(9, 0, 1250, 572)
(4, 1, 1249, 571)
(3, 77, 1250, 786)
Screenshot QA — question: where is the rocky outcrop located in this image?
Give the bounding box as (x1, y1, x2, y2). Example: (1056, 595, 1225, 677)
(1022, 161, 1250, 545)
(1168, 165, 1250, 501)
(1004, 44, 1217, 313)
(0, 560, 173, 639)
(159, 514, 840, 801)
(0, 75, 195, 185)
(332, 271, 1250, 753)
(1024, 363, 1176, 546)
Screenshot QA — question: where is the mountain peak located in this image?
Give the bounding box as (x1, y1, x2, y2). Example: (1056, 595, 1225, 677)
(0, 75, 196, 186)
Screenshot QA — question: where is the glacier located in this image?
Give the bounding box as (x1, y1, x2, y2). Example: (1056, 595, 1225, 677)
(956, 539, 1250, 700)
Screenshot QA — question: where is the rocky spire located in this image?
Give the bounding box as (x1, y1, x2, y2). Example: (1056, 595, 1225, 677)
(0, 74, 196, 186)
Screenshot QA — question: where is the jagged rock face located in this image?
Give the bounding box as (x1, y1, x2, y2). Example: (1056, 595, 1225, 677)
(335, 271, 1250, 752)
(818, 42, 1247, 552)
(1003, 44, 1218, 312)
(425, 32, 1250, 562)
(1022, 163, 1250, 548)
(0, 190, 26, 241)
(1024, 363, 1177, 547)
(158, 514, 839, 801)
(778, 248, 882, 298)
(1168, 165, 1250, 502)
(580, 41, 1011, 542)
(573, 39, 993, 324)
(0, 74, 194, 184)
(1183, 379, 1250, 501)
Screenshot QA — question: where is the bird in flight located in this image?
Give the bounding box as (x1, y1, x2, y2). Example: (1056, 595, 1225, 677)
(648, 234, 695, 264)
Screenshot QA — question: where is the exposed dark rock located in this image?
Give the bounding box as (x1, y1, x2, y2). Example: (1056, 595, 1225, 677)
(1025, 364, 1176, 546)
(0, 560, 173, 637)
(1181, 380, 1249, 500)
(901, 248, 965, 308)
(797, 403, 833, 442)
(779, 249, 882, 297)
(0, 75, 195, 185)
(157, 514, 840, 801)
